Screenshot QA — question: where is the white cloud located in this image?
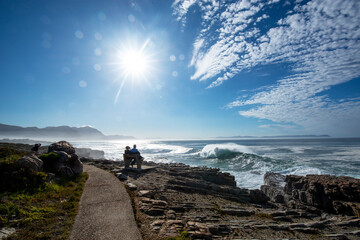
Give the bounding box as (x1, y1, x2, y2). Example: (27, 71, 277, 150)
(172, 0, 197, 27)
(173, 0, 360, 136)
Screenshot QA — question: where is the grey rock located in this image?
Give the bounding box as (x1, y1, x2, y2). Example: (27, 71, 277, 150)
(305, 220, 329, 229)
(127, 182, 137, 190)
(138, 190, 152, 197)
(0, 228, 16, 239)
(289, 223, 307, 229)
(324, 234, 348, 240)
(336, 219, 360, 227)
(261, 172, 286, 203)
(349, 230, 360, 235)
(167, 210, 176, 220)
(44, 141, 83, 177)
(268, 224, 289, 231)
(248, 189, 269, 203)
(48, 141, 75, 154)
(284, 174, 360, 216)
(70, 153, 83, 175)
(116, 173, 128, 181)
(18, 154, 43, 172)
(291, 227, 317, 233)
(221, 208, 255, 216)
(139, 197, 168, 216)
(151, 220, 165, 228)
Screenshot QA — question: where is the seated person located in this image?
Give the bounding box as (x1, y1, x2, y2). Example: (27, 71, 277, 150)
(124, 146, 131, 154)
(130, 144, 140, 154)
(123, 145, 144, 169)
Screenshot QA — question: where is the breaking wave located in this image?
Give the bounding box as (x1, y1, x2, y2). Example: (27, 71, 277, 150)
(200, 143, 253, 159)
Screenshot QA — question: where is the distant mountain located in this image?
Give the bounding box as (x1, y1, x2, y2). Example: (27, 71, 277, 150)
(217, 134, 331, 139)
(105, 134, 135, 140)
(0, 123, 135, 140)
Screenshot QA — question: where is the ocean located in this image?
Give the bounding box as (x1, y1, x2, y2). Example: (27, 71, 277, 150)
(71, 138, 360, 189)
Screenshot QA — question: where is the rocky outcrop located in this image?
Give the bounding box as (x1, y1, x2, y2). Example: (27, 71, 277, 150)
(18, 154, 43, 172)
(84, 159, 360, 240)
(261, 172, 286, 203)
(261, 173, 360, 217)
(166, 164, 236, 187)
(48, 141, 76, 154)
(158, 163, 267, 204)
(285, 174, 360, 217)
(45, 141, 83, 177)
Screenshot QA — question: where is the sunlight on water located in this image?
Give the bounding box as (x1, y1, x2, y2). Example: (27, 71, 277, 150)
(72, 138, 360, 189)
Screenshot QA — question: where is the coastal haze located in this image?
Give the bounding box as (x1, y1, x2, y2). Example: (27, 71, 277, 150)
(1, 1, 360, 187)
(0, 123, 134, 141)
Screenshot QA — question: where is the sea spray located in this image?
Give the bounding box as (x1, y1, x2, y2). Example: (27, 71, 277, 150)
(200, 143, 254, 159)
(71, 138, 360, 189)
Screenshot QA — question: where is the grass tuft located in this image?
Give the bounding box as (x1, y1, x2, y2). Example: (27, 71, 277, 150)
(0, 173, 88, 239)
(162, 230, 191, 240)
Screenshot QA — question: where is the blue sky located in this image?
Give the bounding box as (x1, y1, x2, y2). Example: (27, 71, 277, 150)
(1, 0, 360, 139)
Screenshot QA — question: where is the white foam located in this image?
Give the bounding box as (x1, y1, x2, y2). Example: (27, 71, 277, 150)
(200, 143, 254, 158)
(281, 166, 324, 176)
(232, 171, 265, 189)
(142, 143, 193, 154)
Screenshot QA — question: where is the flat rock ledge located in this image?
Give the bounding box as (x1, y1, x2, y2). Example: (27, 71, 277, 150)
(83, 158, 360, 240)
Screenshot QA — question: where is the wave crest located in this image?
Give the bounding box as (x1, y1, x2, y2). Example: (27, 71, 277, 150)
(200, 143, 253, 159)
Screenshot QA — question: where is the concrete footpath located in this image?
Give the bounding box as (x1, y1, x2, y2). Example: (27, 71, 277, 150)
(69, 164, 142, 240)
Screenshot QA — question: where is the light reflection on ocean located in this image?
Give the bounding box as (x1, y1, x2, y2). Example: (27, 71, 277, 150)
(71, 138, 360, 189)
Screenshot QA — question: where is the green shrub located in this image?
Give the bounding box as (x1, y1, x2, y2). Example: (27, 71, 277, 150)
(163, 230, 190, 240)
(0, 160, 47, 193)
(0, 216, 8, 227)
(0, 173, 88, 239)
(0, 147, 26, 161)
(39, 152, 61, 173)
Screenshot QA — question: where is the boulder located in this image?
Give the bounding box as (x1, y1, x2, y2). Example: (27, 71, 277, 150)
(48, 141, 75, 154)
(69, 153, 83, 175)
(127, 182, 137, 190)
(116, 173, 128, 181)
(43, 141, 83, 177)
(18, 154, 43, 172)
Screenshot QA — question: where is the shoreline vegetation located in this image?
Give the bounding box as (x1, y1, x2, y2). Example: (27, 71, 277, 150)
(0, 143, 88, 240)
(1, 141, 360, 239)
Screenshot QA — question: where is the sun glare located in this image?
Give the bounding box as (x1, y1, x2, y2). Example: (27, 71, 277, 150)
(112, 38, 157, 104)
(117, 39, 154, 81)
(120, 50, 149, 78)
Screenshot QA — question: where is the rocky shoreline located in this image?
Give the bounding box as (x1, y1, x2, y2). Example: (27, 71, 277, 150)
(2, 142, 359, 239)
(83, 158, 360, 240)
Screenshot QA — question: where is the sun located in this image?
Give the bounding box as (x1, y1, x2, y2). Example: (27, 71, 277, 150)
(111, 38, 158, 104)
(117, 44, 151, 80)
